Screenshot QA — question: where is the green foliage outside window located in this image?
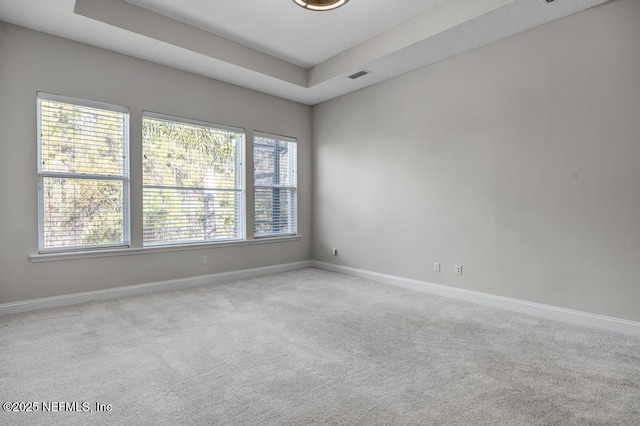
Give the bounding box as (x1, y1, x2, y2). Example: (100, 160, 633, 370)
(142, 116, 242, 245)
(39, 98, 127, 250)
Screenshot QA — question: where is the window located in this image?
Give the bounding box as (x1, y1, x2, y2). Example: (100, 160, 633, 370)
(37, 93, 130, 252)
(35, 94, 298, 257)
(253, 132, 297, 237)
(142, 113, 245, 246)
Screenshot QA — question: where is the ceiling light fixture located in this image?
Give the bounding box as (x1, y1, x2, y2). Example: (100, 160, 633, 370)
(293, 0, 350, 12)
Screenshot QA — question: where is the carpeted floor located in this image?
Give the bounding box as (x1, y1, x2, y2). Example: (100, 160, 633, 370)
(1, 268, 639, 425)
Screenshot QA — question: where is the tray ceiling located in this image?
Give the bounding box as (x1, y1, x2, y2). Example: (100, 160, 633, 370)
(0, 0, 609, 105)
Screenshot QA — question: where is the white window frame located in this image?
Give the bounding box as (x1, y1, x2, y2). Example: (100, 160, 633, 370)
(141, 111, 246, 246)
(37, 92, 130, 253)
(253, 131, 297, 238)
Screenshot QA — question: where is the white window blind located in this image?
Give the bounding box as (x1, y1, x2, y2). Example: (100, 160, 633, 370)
(37, 93, 130, 252)
(142, 113, 245, 246)
(253, 132, 297, 237)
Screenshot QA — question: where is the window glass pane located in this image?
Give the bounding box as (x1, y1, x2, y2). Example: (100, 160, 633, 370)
(143, 187, 240, 245)
(254, 137, 296, 187)
(254, 187, 296, 236)
(142, 115, 244, 245)
(40, 99, 125, 176)
(253, 133, 297, 237)
(42, 177, 124, 248)
(38, 94, 128, 251)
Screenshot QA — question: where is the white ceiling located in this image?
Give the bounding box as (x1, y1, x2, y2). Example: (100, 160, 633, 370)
(0, 0, 609, 105)
(126, 0, 446, 68)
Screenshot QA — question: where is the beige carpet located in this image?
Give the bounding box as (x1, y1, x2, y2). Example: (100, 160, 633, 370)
(1, 268, 639, 425)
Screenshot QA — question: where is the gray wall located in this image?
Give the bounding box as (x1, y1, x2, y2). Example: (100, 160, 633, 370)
(313, 0, 640, 322)
(0, 23, 312, 304)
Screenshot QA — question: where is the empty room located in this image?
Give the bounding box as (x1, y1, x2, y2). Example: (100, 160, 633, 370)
(1, 0, 639, 424)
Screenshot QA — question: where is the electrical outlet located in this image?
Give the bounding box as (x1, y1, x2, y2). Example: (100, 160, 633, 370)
(434, 262, 440, 272)
(201, 255, 208, 265)
(332, 248, 338, 256)
(455, 265, 463, 276)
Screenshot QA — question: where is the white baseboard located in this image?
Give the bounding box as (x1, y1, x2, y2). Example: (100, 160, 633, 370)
(0, 261, 312, 317)
(313, 261, 640, 337)
(4, 260, 638, 337)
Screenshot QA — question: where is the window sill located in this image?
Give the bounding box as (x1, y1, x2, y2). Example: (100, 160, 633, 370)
(29, 235, 302, 263)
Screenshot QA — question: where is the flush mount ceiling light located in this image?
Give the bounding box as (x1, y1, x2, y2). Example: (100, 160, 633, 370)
(293, 0, 350, 12)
